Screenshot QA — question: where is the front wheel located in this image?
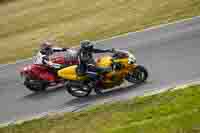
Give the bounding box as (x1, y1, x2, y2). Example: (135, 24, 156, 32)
(94, 87, 104, 95)
(66, 83, 92, 98)
(24, 78, 47, 92)
(126, 65, 148, 84)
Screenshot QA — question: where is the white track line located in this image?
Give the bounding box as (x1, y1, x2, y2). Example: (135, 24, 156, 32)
(0, 15, 200, 127)
(98, 15, 200, 42)
(0, 15, 200, 68)
(1, 79, 200, 128)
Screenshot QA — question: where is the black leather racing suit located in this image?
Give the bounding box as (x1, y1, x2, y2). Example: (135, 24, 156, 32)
(77, 47, 112, 80)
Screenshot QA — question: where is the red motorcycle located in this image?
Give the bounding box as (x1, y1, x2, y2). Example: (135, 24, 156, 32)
(20, 52, 79, 92)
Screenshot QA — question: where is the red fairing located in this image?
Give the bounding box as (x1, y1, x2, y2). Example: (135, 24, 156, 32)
(21, 64, 56, 81)
(20, 52, 79, 83)
(50, 55, 65, 64)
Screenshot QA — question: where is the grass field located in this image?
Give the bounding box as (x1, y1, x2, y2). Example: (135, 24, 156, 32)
(1, 85, 200, 133)
(0, 0, 200, 63)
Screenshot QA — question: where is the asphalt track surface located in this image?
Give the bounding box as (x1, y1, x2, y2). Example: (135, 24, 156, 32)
(1, 17, 200, 123)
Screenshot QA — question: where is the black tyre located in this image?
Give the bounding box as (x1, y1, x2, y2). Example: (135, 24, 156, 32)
(66, 84, 92, 98)
(126, 65, 148, 84)
(94, 87, 104, 95)
(24, 78, 47, 92)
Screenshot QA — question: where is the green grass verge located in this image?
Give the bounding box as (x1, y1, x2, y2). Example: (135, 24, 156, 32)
(0, 0, 200, 63)
(1, 85, 200, 133)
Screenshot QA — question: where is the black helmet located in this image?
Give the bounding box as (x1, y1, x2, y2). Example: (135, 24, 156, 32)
(80, 40, 94, 51)
(40, 41, 53, 55)
(40, 41, 53, 51)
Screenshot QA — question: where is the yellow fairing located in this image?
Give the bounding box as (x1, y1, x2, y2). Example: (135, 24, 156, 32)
(96, 56, 112, 67)
(114, 58, 128, 65)
(58, 65, 85, 80)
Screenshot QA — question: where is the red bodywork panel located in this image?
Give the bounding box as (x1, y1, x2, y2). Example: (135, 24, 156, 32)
(20, 52, 79, 82)
(32, 64, 56, 81)
(21, 64, 57, 81)
(50, 55, 65, 64)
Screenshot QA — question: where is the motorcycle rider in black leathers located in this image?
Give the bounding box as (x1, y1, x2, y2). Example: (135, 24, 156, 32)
(77, 40, 114, 80)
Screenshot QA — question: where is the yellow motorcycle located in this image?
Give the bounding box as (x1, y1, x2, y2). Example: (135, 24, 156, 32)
(58, 49, 148, 97)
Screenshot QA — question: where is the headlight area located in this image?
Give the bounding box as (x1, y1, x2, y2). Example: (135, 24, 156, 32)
(128, 56, 136, 64)
(20, 66, 32, 78)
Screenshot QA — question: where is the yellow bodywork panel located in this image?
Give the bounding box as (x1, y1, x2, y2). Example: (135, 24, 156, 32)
(58, 65, 85, 80)
(114, 58, 129, 66)
(96, 56, 112, 67)
(58, 55, 136, 82)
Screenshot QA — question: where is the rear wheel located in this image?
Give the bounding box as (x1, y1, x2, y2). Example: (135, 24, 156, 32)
(126, 65, 148, 84)
(24, 78, 47, 92)
(66, 83, 92, 97)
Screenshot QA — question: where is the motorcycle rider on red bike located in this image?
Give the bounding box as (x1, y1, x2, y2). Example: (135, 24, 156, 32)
(20, 41, 80, 92)
(34, 41, 68, 69)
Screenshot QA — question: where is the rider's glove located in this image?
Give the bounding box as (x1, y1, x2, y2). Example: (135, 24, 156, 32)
(111, 48, 116, 53)
(106, 48, 115, 53)
(51, 63, 62, 69)
(63, 48, 68, 51)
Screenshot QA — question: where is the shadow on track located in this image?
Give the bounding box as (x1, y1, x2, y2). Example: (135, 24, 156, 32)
(19, 86, 65, 101)
(59, 82, 147, 108)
